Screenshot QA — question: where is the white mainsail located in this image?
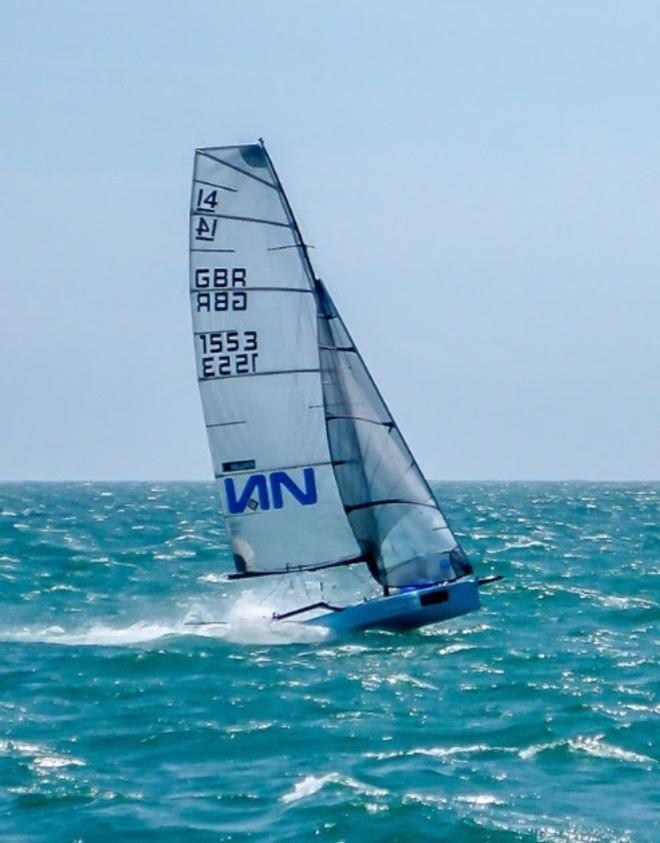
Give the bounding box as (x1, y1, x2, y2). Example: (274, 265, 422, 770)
(189, 144, 360, 574)
(189, 142, 471, 587)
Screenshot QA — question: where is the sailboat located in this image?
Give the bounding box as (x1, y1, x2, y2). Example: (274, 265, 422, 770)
(189, 141, 499, 635)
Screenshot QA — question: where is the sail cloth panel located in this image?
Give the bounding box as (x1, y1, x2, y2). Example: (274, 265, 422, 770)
(190, 145, 360, 574)
(316, 281, 472, 589)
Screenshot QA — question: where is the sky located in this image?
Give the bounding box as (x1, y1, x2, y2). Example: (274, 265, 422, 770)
(1, 1, 658, 481)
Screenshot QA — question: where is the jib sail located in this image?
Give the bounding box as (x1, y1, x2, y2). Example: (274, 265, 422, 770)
(315, 282, 472, 589)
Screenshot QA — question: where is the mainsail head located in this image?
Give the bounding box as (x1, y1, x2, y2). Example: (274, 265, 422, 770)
(189, 142, 472, 586)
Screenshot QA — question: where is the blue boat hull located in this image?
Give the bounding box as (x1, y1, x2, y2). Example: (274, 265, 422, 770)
(302, 579, 480, 634)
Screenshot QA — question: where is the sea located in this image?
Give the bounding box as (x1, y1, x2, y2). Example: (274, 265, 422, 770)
(0, 482, 657, 842)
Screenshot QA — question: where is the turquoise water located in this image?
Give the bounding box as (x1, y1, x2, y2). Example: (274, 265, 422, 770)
(0, 482, 657, 842)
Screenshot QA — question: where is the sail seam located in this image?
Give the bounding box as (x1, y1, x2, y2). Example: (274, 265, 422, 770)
(191, 211, 293, 229)
(197, 150, 279, 189)
(191, 248, 236, 253)
(190, 286, 313, 295)
(193, 178, 238, 193)
(267, 243, 314, 252)
(344, 499, 437, 513)
(206, 420, 246, 429)
(326, 414, 395, 429)
(198, 367, 320, 383)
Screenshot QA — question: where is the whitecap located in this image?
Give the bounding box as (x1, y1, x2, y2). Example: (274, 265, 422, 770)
(32, 755, 85, 771)
(225, 721, 274, 735)
(0, 740, 85, 773)
(281, 772, 387, 805)
(365, 743, 512, 761)
(456, 793, 503, 807)
(402, 791, 447, 807)
(436, 643, 476, 656)
(519, 735, 655, 767)
(0, 739, 44, 756)
(518, 740, 561, 760)
(569, 587, 656, 610)
(569, 735, 655, 766)
(382, 673, 439, 690)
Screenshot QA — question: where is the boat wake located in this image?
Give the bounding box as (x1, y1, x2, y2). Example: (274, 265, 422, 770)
(211, 593, 330, 644)
(0, 594, 330, 648)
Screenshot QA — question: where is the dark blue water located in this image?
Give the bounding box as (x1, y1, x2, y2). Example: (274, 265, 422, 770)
(0, 482, 657, 841)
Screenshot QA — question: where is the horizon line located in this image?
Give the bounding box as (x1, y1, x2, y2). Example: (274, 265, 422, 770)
(1, 478, 658, 485)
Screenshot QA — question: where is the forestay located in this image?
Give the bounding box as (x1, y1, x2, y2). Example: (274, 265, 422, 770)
(189, 144, 361, 574)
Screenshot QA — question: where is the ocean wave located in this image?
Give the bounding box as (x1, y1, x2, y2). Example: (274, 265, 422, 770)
(365, 743, 513, 761)
(280, 772, 387, 805)
(0, 740, 86, 774)
(455, 793, 503, 807)
(489, 539, 552, 554)
(519, 735, 655, 767)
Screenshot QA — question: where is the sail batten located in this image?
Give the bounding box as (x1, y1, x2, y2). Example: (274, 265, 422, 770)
(190, 286, 315, 295)
(345, 499, 439, 513)
(326, 414, 394, 428)
(191, 248, 236, 254)
(193, 179, 238, 193)
(197, 367, 321, 384)
(191, 211, 293, 229)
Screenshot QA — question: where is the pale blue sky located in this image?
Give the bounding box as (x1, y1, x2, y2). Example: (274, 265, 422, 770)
(1, 1, 658, 480)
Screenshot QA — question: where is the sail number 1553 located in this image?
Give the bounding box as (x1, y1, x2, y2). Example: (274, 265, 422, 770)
(198, 330, 258, 379)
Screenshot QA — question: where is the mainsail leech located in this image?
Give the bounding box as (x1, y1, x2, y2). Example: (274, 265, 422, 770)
(189, 142, 471, 588)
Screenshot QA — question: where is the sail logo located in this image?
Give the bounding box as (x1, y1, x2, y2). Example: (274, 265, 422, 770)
(224, 468, 317, 514)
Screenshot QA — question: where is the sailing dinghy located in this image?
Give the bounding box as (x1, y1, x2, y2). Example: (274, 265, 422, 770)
(189, 141, 498, 634)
